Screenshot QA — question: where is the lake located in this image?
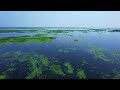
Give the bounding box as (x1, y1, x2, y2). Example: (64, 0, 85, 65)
(0, 27, 120, 79)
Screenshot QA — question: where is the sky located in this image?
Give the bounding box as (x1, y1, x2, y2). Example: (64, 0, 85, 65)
(0, 11, 120, 28)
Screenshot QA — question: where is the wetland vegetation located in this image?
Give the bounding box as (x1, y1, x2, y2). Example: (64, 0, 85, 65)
(0, 27, 120, 79)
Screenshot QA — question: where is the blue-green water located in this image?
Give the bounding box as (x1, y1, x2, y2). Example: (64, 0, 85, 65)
(0, 27, 120, 79)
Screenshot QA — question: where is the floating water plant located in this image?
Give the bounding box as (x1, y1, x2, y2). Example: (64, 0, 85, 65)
(0, 36, 56, 46)
(26, 67, 42, 79)
(74, 39, 79, 41)
(89, 48, 113, 63)
(58, 49, 63, 52)
(67, 35, 72, 36)
(14, 51, 22, 56)
(64, 62, 74, 74)
(0, 30, 38, 33)
(58, 49, 70, 53)
(38, 55, 49, 66)
(47, 30, 66, 33)
(33, 34, 47, 37)
(0, 75, 7, 79)
(27, 57, 36, 67)
(113, 72, 120, 79)
(110, 51, 120, 57)
(49, 64, 65, 76)
(108, 30, 120, 32)
(6, 68, 16, 72)
(76, 69, 87, 79)
(81, 60, 88, 65)
(26, 56, 43, 79)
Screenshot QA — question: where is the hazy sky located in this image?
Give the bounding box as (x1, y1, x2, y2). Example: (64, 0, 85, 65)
(0, 11, 120, 27)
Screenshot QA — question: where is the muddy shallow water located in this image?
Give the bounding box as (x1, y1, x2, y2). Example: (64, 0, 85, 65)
(0, 27, 120, 79)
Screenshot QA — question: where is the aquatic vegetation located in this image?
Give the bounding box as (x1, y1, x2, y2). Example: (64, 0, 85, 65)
(0, 52, 13, 58)
(89, 48, 113, 63)
(67, 35, 72, 36)
(64, 62, 74, 74)
(27, 57, 36, 67)
(113, 72, 120, 79)
(76, 69, 87, 79)
(33, 34, 47, 37)
(0, 36, 56, 46)
(67, 48, 77, 51)
(76, 30, 88, 33)
(2, 68, 16, 77)
(47, 30, 67, 33)
(14, 51, 22, 56)
(58, 49, 63, 52)
(38, 55, 49, 66)
(58, 48, 78, 54)
(108, 30, 120, 32)
(12, 55, 26, 62)
(0, 75, 7, 79)
(26, 54, 50, 79)
(74, 39, 79, 41)
(88, 44, 110, 52)
(81, 60, 88, 65)
(6, 68, 16, 72)
(27, 56, 43, 79)
(49, 64, 65, 76)
(110, 51, 120, 57)
(53, 34, 58, 35)
(0, 30, 38, 33)
(26, 67, 42, 79)
(58, 49, 70, 53)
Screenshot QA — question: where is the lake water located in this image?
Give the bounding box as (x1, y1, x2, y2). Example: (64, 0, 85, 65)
(0, 27, 120, 79)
